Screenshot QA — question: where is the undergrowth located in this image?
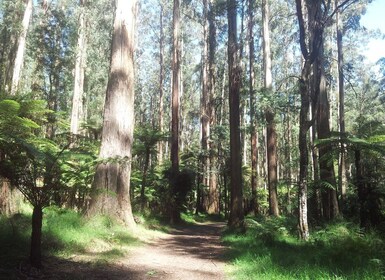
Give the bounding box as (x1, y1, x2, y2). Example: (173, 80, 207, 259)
(223, 216, 385, 280)
(0, 206, 140, 277)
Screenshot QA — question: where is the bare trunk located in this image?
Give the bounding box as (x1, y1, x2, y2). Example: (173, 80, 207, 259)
(10, 0, 33, 95)
(336, 5, 347, 205)
(170, 0, 181, 223)
(228, 0, 244, 228)
(207, 0, 219, 214)
(30, 205, 43, 268)
(158, 3, 165, 164)
(248, 0, 258, 216)
(201, 0, 210, 204)
(140, 150, 150, 211)
(317, 51, 339, 219)
(262, 0, 278, 216)
(266, 110, 279, 216)
(88, 0, 136, 228)
(70, 0, 87, 135)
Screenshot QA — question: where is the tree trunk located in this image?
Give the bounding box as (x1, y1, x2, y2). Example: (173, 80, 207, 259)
(295, 0, 327, 240)
(10, 0, 33, 95)
(158, 2, 165, 164)
(170, 0, 181, 223)
(227, 0, 244, 229)
(355, 149, 368, 228)
(201, 0, 210, 209)
(248, 0, 258, 215)
(88, 0, 136, 228)
(316, 50, 339, 220)
(266, 110, 279, 216)
(262, 0, 278, 217)
(336, 4, 347, 205)
(70, 0, 87, 135)
(140, 149, 150, 212)
(30, 205, 43, 268)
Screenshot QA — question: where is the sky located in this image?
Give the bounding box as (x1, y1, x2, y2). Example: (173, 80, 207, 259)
(360, 0, 385, 63)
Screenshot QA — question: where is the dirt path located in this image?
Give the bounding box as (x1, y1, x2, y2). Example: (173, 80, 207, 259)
(19, 221, 230, 279)
(120, 222, 228, 279)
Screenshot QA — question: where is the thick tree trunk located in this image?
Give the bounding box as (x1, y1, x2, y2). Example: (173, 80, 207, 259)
(170, 0, 181, 224)
(316, 53, 339, 220)
(10, 0, 33, 95)
(227, 0, 244, 228)
(30, 205, 43, 268)
(70, 0, 87, 135)
(88, 0, 136, 228)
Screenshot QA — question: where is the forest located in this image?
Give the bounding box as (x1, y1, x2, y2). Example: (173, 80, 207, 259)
(0, 0, 385, 279)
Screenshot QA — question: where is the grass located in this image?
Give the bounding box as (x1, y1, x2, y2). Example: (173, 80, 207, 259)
(223, 216, 385, 280)
(0, 205, 142, 278)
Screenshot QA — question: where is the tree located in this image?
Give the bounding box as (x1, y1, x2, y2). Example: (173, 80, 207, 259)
(158, 2, 165, 164)
(170, 0, 181, 223)
(0, 98, 62, 268)
(87, 0, 137, 228)
(207, 0, 219, 214)
(262, 0, 279, 217)
(248, 0, 258, 216)
(199, 0, 210, 213)
(10, 0, 33, 95)
(70, 0, 87, 135)
(228, 0, 244, 228)
(315, 46, 339, 219)
(295, 0, 322, 240)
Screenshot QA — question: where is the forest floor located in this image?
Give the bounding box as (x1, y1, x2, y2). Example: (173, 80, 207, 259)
(16, 221, 230, 280)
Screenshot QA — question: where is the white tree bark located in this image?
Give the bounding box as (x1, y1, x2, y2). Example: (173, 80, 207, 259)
(70, 0, 87, 135)
(11, 0, 33, 95)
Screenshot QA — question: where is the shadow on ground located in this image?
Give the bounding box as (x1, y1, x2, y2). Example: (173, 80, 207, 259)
(159, 222, 227, 261)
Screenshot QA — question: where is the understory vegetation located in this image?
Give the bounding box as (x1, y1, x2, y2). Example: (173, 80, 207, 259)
(0, 206, 159, 279)
(223, 216, 385, 279)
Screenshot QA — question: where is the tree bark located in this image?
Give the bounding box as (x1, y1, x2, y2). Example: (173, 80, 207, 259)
(10, 0, 33, 95)
(140, 149, 150, 211)
(70, 0, 87, 135)
(201, 0, 210, 209)
(248, 0, 258, 215)
(266, 110, 279, 216)
(88, 0, 136, 228)
(207, 0, 219, 214)
(227, 0, 244, 228)
(158, 2, 165, 164)
(316, 51, 339, 220)
(336, 3, 347, 205)
(262, 0, 279, 217)
(170, 0, 181, 223)
(30, 205, 43, 268)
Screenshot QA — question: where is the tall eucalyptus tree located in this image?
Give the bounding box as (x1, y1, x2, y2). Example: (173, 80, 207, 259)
(88, 0, 137, 228)
(228, 0, 244, 228)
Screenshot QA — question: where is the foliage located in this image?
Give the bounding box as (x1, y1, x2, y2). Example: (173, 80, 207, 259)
(223, 217, 385, 279)
(0, 207, 139, 277)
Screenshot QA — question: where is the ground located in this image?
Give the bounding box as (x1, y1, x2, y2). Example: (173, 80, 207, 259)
(15, 222, 229, 279)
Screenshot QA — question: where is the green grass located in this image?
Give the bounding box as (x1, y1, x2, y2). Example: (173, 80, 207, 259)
(0, 206, 140, 276)
(223, 216, 385, 279)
